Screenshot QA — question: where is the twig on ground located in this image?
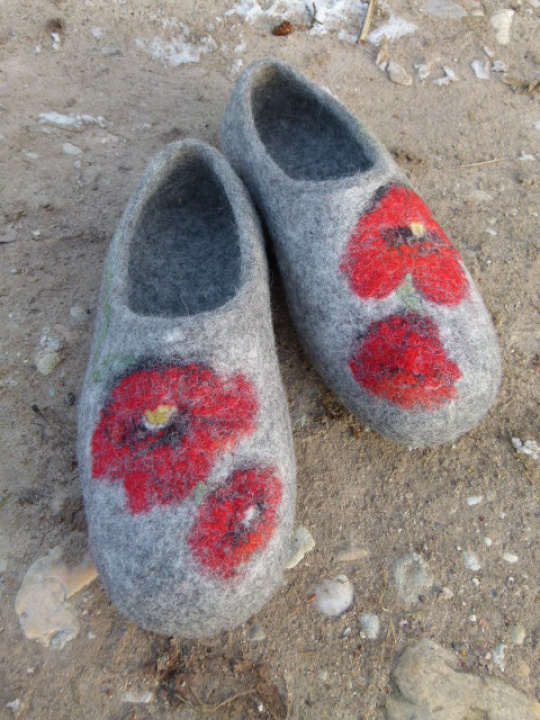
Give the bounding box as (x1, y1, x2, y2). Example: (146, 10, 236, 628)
(358, 0, 377, 44)
(458, 157, 508, 168)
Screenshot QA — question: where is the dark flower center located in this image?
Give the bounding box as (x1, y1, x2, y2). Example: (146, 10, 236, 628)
(381, 223, 442, 255)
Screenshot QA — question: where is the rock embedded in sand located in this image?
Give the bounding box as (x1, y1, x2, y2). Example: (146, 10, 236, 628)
(386, 639, 540, 719)
(360, 613, 380, 640)
(387, 62, 413, 86)
(286, 526, 315, 569)
(491, 9, 514, 45)
(15, 547, 97, 648)
(393, 553, 433, 604)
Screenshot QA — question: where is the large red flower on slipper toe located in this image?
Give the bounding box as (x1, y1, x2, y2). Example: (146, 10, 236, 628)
(188, 468, 282, 579)
(350, 313, 461, 410)
(341, 186, 469, 306)
(91, 364, 257, 514)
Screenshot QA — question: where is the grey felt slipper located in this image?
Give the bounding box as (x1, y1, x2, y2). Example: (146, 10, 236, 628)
(77, 140, 296, 637)
(221, 59, 501, 447)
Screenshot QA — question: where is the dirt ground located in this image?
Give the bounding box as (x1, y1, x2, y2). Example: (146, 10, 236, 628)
(1, 0, 539, 718)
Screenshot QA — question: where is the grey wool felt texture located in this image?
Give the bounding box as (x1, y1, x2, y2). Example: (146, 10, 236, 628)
(77, 140, 296, 638)
(221, 58, 502, 447)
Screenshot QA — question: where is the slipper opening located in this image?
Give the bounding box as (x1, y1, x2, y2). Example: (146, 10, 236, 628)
(128, 148, 242, 317)
(251, 65, 374, 181)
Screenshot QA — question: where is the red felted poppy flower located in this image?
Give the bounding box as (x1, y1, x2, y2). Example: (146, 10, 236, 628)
(341, 186, 468, 306)
(350, 313, 461, 410)
(91, 364, 257, 513)
(188, 467, 282, 579)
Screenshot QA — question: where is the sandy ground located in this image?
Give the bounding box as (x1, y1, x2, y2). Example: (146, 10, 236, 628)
(1, 0, 540, 718)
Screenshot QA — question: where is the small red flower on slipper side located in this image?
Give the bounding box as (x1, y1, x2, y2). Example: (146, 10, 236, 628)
(350, 313, 461, 410)
(189, 467, 282, 579)
(91, 364, 257, 513)
(341, 186, 469, 306)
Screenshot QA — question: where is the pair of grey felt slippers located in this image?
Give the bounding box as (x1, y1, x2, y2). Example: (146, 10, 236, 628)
(78, 58, 501, 638)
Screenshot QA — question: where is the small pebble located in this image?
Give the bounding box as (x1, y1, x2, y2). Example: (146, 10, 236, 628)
(503, 553, 518, 564)
(318, 670, 329, 683)
(91, 27, 102, 40)
(387, 62, 413, 86)
(512, 437, 539, 460)
(441, 586, 454, 599)
(121, 690, 154, 704)
(484, 537, 493, 547)
(492, 642, 506, 671)
(492, 60, 508, 72)
(491, 9, 514, 45)
(393, 553, 433, 604)
(6, 699, 22, 714)
(334, 543, 369, 563)
(0, 558, 7, 573)
(286, 526, 315, 569)
(511, 624, 526, 645)
(63, 142, 82, 156)
(360, 614, 380, 640)
(35, 351, 62, 376)
(415, 62, 432, 81)
(70, 305, 89, 324)
(433, 66, 459, 85)
(249, 624, 266, 642)
(314, 575, 353, 617)
(463, 552, 481, 571)
(471, 60, 490, 80)
(467, 495, 483, 506)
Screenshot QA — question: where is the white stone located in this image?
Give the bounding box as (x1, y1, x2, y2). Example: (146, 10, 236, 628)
(467, 495, 483, 506)
(511, 625, 526, 645)
(286, 526, 315, 569)
(386, 640, 540, 718)
(433, 66, 459, 85)
(35, 350, 62, 376)
(6, 699, 22, 714)
(15, 548, 97, 648)
(503, 553, 518, 564)
(387, 62, 413, 86)
(333, 543, 369, 563)
(471, 60, 491, 80)
(360, 613, 380, 640)
(492, 643, 506, 671)
(463, 552, 481, 571)
(121, 690, 154, 704)
(415, 62, 432, 81)
(393, 553, 433, 603)
(490, 9, 514, 45)
(314, 575, 353, 617)
(63, 143, 82, 155)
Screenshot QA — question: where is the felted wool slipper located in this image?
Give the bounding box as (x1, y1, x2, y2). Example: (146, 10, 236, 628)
(221, 59, 501, 447)
(77, 140, 296, 637)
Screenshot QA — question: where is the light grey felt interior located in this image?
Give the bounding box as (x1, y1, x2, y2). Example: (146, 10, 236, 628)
(128, 149, 241, 316)
(251, 65, 374, 181)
